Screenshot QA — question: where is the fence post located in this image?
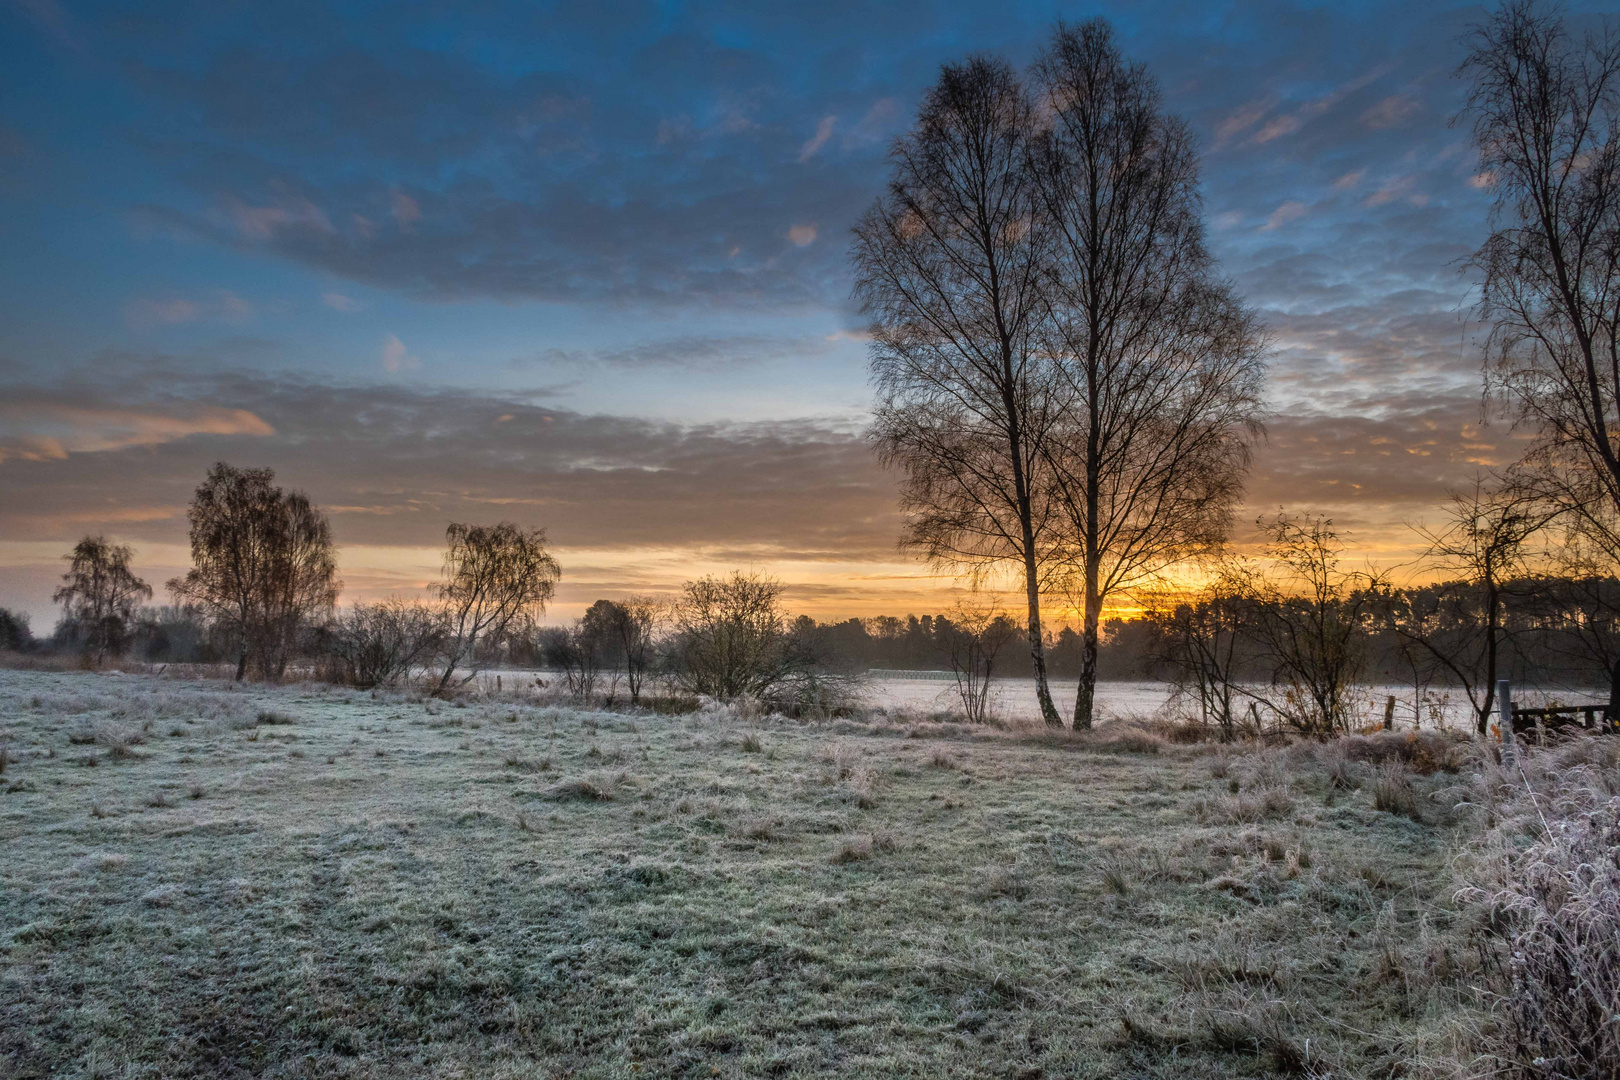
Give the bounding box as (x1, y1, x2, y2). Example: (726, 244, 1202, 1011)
(1497, 678, 1516, 768)
(1383, 694, 1396, 731)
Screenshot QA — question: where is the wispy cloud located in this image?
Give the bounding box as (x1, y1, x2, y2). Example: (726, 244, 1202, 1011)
(798, 115, 836, 162)
(381, 334, 420, 373)
(124, 291, 253, 330)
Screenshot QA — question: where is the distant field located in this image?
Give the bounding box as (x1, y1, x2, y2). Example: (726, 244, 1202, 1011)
(0, 668, 1522, 1077)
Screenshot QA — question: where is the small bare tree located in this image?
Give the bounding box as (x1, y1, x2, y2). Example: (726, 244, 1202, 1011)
(54, 536, 151, 664)
(1143, 559, 1258, 740)
(615, 596, 665, 705)
(575, 597, 663, 705)
(1246, 512, 1386, 737)
(322, 599, 446, 688)
(539, 608, 615, 701)
(1031, 19, 1267, 730)
(431, 522, 560, 695)
(937, 597, 1019, 724)
(1398, 480, 1552, 733)
(855, 55, 1066, 726)
(169, 463, 338, 680)
(671, 571, 790, 700)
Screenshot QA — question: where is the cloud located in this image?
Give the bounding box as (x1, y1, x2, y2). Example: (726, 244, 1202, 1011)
(1253, 114, 1303, 144)
(1360, 94, 1420, 129)
(381, 334, 419, 373)
(1366, 173, 1419, 206)
(124, 291, 254, 330)
(390, 191, 421, 227)
(220, 190, 333, 241)
(125, 298, 201, 327)
(788, 223, 818, 247)
(321, 291, 360, 311)
(0, 397, 274, 464)
(1215, 98, 1276, 144)
(522, 333, 838, 372)
(0, 367, 900, 563)
(798, 115, 836, 162)
(1261, 200, 1308, 231)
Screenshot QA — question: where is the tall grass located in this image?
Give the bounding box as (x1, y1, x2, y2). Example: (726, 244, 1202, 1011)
(1454, 738, 1620, 1077)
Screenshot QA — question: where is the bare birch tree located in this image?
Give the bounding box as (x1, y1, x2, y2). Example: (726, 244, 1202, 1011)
(431, 522, 560, 695)
(854, 56, 1066, 726)
(1462, 0, 1620, 704)
(54, 536, 151, 664)
(169, 463, 338, 680)
(1031, 20, 1268, 728)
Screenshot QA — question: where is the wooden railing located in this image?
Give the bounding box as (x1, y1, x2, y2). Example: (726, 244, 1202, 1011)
(1508, 703, 1618, 735)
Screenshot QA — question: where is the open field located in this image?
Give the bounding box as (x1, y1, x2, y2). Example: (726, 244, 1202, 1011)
(0, 668, 1597, 1077)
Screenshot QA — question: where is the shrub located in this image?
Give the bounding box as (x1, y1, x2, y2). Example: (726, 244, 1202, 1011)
(320, 600, 446, 689)
(670, 571, 792, 700)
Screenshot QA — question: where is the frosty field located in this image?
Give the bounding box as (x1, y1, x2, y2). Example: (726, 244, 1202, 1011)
(0, 667, 1546, 1077)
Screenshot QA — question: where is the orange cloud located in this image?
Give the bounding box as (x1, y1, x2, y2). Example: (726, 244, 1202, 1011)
(0, 403, 274, 464)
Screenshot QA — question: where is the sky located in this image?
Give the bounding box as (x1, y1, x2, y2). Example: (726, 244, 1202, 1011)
(0, 0, 1594, 629)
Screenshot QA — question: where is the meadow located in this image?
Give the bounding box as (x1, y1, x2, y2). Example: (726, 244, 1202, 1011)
(0, 667, 1610, 1078)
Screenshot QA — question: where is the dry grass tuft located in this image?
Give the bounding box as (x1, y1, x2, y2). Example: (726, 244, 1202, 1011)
(538, 776, 614, 802)
(830, 831, 896, 864)
(982, 865, 1030, 900)
(1336, 729, 1464, 775)
(1371, 765, 1421, 820)
(1093, 725, 1167, 755)
(735, 816, 778, 841)
(1195, 786, 1294, 825)
(739, 731, 763, 753)
(830, 835, 873, 863)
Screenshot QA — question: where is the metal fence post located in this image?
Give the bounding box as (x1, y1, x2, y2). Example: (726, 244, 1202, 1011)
(1497, 678, 1516, 768)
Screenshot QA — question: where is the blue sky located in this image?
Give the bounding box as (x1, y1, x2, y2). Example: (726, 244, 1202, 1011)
(0, 0, 1593, 625)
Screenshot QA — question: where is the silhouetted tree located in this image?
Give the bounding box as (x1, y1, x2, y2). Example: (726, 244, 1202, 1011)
(539, 605, 617, 700)
(567, 597, 662, 704)
(855, 55, 1066, 726)
(1031, 19, 1267, 729)
(0, 608, 33, 653)
(1143, 559, 1259, 739)
(1398, 481, 1551, 732)
(53, 536, 151, 664)
(1246, 512, 1386, 736)
(169, 463, 338, 680)
(324, 599, 446, 688)
(614, 596, 665, 705)
(671, 571, 790, 700)
(1464, 0, 1620, 703)
(432, 522, 560, 694)
(936, 597, 1018, 723)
